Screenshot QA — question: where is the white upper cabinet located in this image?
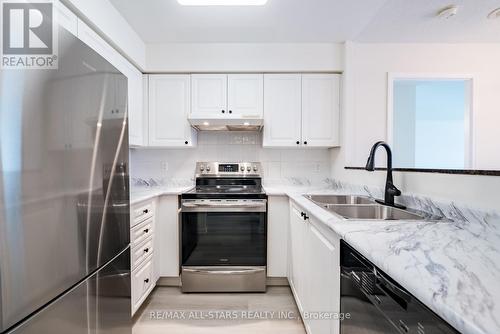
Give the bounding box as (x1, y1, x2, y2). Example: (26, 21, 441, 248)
(125, 63, 144, 146)
(227, 74, 263, 118)
(191, 74, 228, 117)
(149, 75, 197, 147)
(263, 73, 340, 148)
(302, 74, 341, 147)
(263, 74, 302, 147)
(191, 74, 264, 119)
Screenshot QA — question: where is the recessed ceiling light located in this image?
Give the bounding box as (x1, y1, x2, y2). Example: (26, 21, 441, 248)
(487, 7, 500, 19)
(243, 122, 250, 126)
(177, 0, 268, 6)
(436, 5, 459, 19)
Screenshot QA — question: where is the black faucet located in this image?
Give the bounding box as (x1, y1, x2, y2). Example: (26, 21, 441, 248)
(365, 141, 405, 209)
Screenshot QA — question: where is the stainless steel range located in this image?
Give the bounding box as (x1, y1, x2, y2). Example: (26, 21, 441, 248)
(180, 162, 267, 292)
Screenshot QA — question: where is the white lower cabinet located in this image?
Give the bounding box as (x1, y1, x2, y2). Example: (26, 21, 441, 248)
(156, 196, 181, 277)
(267, 196, 290, 277)
(131, 237, 154, 269)
(289, 200, 340, 334)
(131, 256, 154, 313)
(131, 198, 157, 316)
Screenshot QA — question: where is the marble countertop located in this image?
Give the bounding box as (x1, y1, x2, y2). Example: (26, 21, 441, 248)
(130, 185, 194, 205)
(285, 188, 500, 334)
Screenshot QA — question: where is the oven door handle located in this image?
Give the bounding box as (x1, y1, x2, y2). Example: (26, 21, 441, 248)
(181, 201, 267, 212)
(183, 202, 265, 208)
(183, 267, 265, 275)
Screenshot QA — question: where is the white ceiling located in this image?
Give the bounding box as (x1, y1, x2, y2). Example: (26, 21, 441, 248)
(109, 0, 500, 43)
(356, 0, 500, 43)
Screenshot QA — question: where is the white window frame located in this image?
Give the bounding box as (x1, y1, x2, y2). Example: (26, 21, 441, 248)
(387, 73, 475, 169)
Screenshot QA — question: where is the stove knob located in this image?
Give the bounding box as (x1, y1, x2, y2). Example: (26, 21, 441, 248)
(206, 166, 211, 172)
(240, 166, 245, 172)
(200, 165, 205, 172)
(247, 166, 251, 172)
(253, 165, 258, 172)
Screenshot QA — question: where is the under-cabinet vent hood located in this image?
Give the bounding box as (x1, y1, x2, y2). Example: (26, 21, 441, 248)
(189, 117, 263, 131)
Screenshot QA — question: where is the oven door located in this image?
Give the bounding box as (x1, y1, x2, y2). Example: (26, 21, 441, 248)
(181, 199, 267, 267)
(180, 199, 267, 292)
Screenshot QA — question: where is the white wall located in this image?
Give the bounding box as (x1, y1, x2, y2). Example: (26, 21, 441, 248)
(331, 42, 500, 211)
(62, 0, 146, 69)
(146, 43, 344, 72)
(130, 132, 330, 185)
(342, 42, 500, 169)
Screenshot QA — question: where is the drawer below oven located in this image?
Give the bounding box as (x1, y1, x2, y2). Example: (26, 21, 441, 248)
(181, 266, 266, 293)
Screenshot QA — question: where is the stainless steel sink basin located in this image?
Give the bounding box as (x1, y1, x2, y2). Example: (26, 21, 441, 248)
(325, 204, 425, 221)
(305, 194, 374, 205)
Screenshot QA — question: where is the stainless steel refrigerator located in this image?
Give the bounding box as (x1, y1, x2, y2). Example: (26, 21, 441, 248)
(0, 26, 131, 334)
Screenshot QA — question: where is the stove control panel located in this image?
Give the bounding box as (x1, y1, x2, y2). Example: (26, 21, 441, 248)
(219, 164, 239, 173)
(196, 162, 261, 177)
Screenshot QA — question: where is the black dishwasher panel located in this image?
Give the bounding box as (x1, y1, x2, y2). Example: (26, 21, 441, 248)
(340, 240, 460, 334)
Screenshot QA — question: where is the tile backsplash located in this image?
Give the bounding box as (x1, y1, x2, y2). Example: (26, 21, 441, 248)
(130, 132, 331, 185)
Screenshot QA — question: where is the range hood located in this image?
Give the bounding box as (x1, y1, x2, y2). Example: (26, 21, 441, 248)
(188, 117, 263, 131)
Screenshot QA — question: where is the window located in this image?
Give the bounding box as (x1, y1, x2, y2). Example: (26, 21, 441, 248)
(389, 76, 473, 169)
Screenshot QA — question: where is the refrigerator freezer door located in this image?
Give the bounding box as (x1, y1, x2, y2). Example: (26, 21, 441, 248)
(5, 248, 131, 334)
(0, 27, 130, 331)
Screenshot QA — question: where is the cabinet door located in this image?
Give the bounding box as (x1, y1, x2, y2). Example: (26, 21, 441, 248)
(288, 202, 307, 311)
(157, 196, 180, 277)
(131, 256, 154, 315)
(267, 196, 289, 277)
(227, 74, 263, 118)
(191, 74, 227, 117)
(125, 64, 144, 146)
(302, 74, 340, 147)
(305, 222, 340, 334)
(149, 75, 196, 147)
(263, 74, 302, 147)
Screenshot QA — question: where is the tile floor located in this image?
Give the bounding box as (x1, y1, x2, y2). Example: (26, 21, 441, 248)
(132, 286, 306, 334)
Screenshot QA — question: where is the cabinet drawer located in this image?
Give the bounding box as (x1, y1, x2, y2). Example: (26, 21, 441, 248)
(132, 201, 154, 225)
(132, 256, 154, 308)
(131, 217, 154, 248)
(131, 237, 154, 270)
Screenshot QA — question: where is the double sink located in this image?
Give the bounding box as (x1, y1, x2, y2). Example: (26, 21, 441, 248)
(305, 195, 429, 221)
